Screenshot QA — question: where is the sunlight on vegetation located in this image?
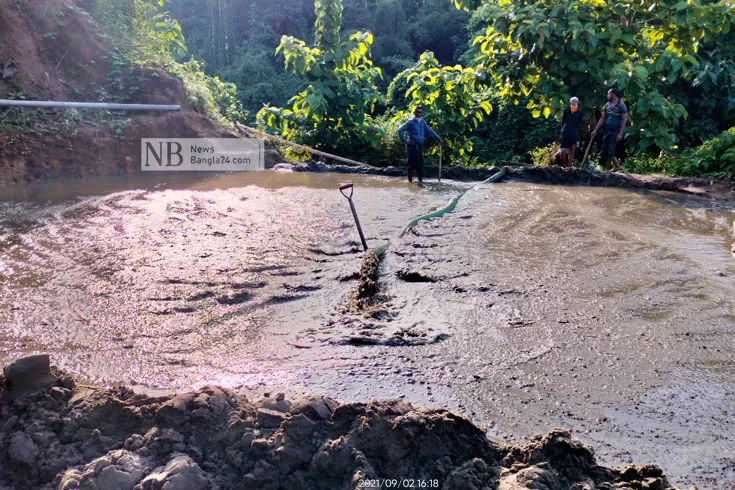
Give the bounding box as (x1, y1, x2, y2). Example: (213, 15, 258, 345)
(12, 0, 729, 177)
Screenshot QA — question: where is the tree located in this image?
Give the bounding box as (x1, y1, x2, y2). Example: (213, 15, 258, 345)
(454, 0, 735, 153)
(389, 51, 492, 159)
(315, 0, 344, 51)
(257, 0, 384, 150)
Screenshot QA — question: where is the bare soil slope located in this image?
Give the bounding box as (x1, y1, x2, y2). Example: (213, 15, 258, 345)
(0, 0, 239, 183)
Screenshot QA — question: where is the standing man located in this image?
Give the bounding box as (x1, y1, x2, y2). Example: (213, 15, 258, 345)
(397, 106, 443, 183)
(559, 97, 584, 168)
(591, 87, 627, 172)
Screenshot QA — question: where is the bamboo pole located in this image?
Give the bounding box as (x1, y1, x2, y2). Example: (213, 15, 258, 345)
(237, 123, 376, 168)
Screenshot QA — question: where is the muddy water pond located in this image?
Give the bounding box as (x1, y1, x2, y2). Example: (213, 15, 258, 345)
(1, 171, 734, 488)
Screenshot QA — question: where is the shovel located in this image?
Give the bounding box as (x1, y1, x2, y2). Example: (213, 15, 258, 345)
(339, 183, 368, 252)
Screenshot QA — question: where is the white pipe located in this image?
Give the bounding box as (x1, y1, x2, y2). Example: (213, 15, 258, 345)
(0, 99, 180, 111)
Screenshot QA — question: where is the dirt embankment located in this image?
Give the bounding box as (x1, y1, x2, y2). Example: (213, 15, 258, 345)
(0, 0, 282, 184)
(0, 356, 677, 490)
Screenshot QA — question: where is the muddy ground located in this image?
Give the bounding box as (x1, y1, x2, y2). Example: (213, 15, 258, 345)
(312, 177, 735, 489)
(0, 362, 676, 490)
(1, 170, 734, 489)
(289, 161, 735, 201)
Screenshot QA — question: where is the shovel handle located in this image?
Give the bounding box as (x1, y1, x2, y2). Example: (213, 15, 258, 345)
(339, 183, 354, 199)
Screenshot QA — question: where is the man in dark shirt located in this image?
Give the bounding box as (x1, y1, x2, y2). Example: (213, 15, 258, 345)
(560, 97, 584, 168)
(397, 106, 443, 183)
(591, 87, 628, 172)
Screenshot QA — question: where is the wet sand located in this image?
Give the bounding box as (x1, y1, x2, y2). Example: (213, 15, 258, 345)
(1, 172, 734, 488)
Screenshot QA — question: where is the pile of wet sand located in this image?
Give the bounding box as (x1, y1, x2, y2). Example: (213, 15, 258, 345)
(0, 356, 678, 490)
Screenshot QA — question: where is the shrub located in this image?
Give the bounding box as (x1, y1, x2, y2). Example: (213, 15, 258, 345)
(529, 142, 560, 167)
(623, 153, 676, 175)
(87, 0, 242, 125)
(672, 127, 735, 179)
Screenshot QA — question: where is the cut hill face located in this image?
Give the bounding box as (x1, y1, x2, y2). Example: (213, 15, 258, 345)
(0, 0, 235, 183)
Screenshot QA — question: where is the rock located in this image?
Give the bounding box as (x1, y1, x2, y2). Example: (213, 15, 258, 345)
(497, 463, 562, 490)
(256, 408, 286, 428)
(615, 464, 670, 490)
(3, 354, 58, 394)
(0, 415, 19, 436)
(443, 458, 494, 490)
(291, 396, 338, 422)
(8, 431, 40, 466)
(141, 427, 186, 456)
(282, 414, 318, 442)
(192, 393, 210, 408)
(250, 438, 269, 451)
(260, 398, 292, 413)
(0, 364, 679, 490)
(273, 163, 295, 172)
(156, 394, 195, 426)
(134, 454, 210, 490)
(59, 374, 76, 390)
(1, 57, 18, 80)
(50, 386, 71, 401)
(58, 450, 150, 490)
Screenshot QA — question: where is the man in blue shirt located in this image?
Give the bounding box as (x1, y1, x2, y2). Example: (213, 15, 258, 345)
(397, 106, 443, 183)
(591, 87, 628, 172)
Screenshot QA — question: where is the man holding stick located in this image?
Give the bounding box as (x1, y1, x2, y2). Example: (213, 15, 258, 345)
(591, 87, 627, 172)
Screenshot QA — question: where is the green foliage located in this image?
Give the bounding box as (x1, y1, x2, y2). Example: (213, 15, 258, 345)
(623, 152, 676, 175)
(395, 52, 491, 159)
(470, 94, 559, 163)
(388, 53, 558, 166)
(368, 1, 413, 81)
(673, 126, 735, 179)
(529, 142, 560, 167)
(258, 1, 383, 151)
(85, 0, 243, 124)
(367, 113, 408, 166)
(315, 0, 343, 52)
(171, 59, 247, 123)
(218, 48, 303, 123)
(385, 63, 416, 113)
(170, 0, 471, 118)
(0, 107, 118, 139)
(458, 0, 735, 154)
(149, 10, 187, 58)
(88, 0, 179, 64)
(624, 127, 735, 179)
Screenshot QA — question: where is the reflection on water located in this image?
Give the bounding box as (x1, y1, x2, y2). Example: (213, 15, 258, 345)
(0, 170, 463, 203)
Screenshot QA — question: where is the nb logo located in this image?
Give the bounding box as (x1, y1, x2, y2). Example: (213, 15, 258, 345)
(143, 141, 184, 167)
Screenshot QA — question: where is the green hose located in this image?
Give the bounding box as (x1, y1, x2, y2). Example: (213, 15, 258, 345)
(374, 168, 507, 257)
(398, 168, 507, 238)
